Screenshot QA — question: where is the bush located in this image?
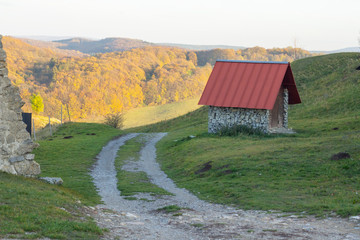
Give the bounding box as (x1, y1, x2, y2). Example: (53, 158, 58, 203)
(218, 124, 268, 137)
(104, 112, 124, 129)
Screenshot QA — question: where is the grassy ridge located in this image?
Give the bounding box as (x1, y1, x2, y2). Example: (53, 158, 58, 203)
(123, 97, 201, 129)
(291, 52, 360, 118)
(136, 53, 360, 216)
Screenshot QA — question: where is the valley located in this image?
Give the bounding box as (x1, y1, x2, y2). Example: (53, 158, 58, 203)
(0, 37, 359, 239)
(2, 36, 312, 123)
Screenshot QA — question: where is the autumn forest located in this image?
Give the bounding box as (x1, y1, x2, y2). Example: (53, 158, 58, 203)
(2, 36, 313, 120)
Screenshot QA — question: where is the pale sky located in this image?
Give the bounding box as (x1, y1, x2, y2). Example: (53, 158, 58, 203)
(0, 0, 359, 51)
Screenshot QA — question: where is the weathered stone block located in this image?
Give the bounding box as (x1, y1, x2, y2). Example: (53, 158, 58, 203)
(9, 156, 25, 163)
(40, 177, 64, 185)
(13, 160, 41, 177)
(25, 154, 35, 160)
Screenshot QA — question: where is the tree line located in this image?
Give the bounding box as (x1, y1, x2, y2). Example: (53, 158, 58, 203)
(2, 36, 314, 120)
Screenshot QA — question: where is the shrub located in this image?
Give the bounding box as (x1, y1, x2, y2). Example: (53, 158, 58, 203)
(104, 112, 124, 129)
(218, 124, 268, 137)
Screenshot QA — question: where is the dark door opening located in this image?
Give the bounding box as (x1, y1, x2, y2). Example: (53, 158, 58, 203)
(269, 88, 284, 128)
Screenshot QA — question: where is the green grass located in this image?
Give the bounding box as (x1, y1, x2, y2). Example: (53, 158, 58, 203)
(115, 135, 171, 196)
(123, 97, 201, 129)
(0, 122, 125, 239)
(290, 52, 360, 119)
(152, 110, 360, 217)
(157, 205, 182, 213)
(33, 122, 123, 205)
(133, 53, 360, 217)
(0, 173, 102, 239)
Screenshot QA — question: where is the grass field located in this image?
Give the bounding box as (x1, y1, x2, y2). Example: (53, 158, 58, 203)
(123, 97, 201, 129)
(133, 53, 360, 217)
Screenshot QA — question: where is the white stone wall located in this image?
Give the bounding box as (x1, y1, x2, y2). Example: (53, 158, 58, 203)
(283, 89, 289, 129)
(207, 89, 290, 134)
(0, 35, 40, 177)
(208, 106, 269, 133)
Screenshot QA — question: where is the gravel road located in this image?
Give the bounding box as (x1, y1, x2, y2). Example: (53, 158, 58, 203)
(90, 133, 360, 240)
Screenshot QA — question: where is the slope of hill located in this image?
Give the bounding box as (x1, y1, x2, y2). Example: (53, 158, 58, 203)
(311, 47, 360, 54)
(328, 47, 360, 53)
(54, 37, 153, 54)
(290, 52, 360, 119)
(123, 97, 201, 129)
(134, 53, 360, 217)
(3, 36, 314, 122)
(20, 38, 86, 57)
(2, 36, 212, 119)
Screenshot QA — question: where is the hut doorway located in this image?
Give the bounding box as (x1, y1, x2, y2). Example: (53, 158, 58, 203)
(269, 88, 284, 128)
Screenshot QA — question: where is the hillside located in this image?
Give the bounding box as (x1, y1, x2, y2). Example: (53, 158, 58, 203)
(291, 52, 360, 118)
(3, 36, 314, 121)
(123, 97, 201, 129)
(20, 38, 86, 57)
(3, 36, 212, 119)
(134, 53, 360, 216)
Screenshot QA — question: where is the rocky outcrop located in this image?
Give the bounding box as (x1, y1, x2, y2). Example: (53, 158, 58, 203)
(0, 35, 40, 177)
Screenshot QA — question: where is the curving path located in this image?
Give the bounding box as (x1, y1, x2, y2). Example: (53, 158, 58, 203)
(90, 133, 360, 240)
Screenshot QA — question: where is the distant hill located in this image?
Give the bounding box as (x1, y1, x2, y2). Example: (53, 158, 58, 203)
(54, 37, 154, 54)
(16, 35, 75, 41)
(157, 43, 245, 51)
(327, 47, 360, 54)
(310, 47, 360, 54)
(20, 38, 87, 57)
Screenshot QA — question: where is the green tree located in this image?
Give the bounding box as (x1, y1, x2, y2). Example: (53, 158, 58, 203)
(30, 93, 44, 114)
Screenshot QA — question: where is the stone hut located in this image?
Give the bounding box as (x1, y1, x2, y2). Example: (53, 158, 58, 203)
(0, 35, 40, 176)
(198, 60, 301, 133)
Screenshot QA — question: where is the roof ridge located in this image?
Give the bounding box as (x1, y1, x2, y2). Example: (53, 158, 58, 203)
(216, 60, 289, 64)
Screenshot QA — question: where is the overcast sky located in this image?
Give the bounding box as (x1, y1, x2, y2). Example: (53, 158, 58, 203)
(0, 0, 359, 51)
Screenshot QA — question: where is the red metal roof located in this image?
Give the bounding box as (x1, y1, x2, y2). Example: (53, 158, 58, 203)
(198, 60, 301, 110)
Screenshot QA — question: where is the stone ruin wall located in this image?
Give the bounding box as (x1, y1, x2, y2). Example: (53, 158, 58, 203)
(0, 35, 40, 177)
(208, 106, 269, 133)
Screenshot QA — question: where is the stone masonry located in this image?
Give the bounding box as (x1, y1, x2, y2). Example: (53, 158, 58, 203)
(208, 106, 269, 133)
(208, 89, 290, 134)
(0, 35, 40, 176)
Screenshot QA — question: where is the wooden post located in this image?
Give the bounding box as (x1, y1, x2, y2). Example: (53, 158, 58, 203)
(61, 105, 63, 125)
(33, 119, 36, 141)
(66, 104, 71, 122)
(49, 116, 52, 136)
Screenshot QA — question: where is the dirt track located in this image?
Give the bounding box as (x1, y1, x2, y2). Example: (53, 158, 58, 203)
(90, 133, 360, 240)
